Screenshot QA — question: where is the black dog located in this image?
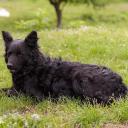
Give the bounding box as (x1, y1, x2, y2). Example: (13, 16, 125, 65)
(1, 31, 128, 104)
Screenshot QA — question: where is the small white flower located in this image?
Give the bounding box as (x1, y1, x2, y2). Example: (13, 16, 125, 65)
(11, 112, 21, 119)
(24, 120, 29, 127)
(31, 114, 41, 121)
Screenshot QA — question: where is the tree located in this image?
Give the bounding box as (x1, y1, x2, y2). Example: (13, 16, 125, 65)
(49, 0, 109, 28)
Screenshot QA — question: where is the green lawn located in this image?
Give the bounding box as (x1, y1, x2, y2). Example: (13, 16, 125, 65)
(0, 0, 128, 127)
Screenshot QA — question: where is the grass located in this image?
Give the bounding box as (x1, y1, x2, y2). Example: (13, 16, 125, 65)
(0, 0, 128, 127)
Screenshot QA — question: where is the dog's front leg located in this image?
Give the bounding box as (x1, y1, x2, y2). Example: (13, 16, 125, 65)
(0, 87, 19, 96)
(6, 87, 19, 96)
(32, 89, 44, 101)
(24, 86, 44, 101)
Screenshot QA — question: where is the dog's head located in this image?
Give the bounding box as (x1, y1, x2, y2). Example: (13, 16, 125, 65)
(2, 31, 38, 73)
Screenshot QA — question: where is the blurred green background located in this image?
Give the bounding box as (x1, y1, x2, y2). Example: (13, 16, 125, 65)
(0, 0, 128, 31)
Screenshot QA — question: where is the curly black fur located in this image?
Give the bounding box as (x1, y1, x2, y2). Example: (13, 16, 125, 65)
(1, 31, 128, 104)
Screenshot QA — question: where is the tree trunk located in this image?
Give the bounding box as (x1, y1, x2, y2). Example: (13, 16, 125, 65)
(54, 4, 62, 28)
(49, 0, 63, 29)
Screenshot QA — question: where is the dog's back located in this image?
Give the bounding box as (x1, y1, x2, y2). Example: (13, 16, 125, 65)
(37, 59, 127, 104)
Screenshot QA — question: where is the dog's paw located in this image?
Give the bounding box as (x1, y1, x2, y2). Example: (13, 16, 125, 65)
(6, 88, 19, 96)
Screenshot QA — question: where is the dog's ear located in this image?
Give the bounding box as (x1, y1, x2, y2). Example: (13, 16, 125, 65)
(2, 31, 13, 48)
(25, 31, 38, 48)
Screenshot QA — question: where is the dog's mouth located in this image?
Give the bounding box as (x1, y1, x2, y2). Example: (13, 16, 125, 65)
(8, 67, 17, 73)
(7, 64, 17, 73)
(8, 66, 21, 74)
(10, 69, 16, 73)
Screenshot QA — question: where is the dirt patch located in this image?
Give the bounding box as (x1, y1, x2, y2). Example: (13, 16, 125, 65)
(103, 123, 128, 128)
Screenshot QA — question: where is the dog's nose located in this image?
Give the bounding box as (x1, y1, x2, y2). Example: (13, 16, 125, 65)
(7, 63, 14, 70)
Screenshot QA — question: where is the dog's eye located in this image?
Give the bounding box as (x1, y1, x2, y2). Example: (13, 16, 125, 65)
(7, 52, 12, 56)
